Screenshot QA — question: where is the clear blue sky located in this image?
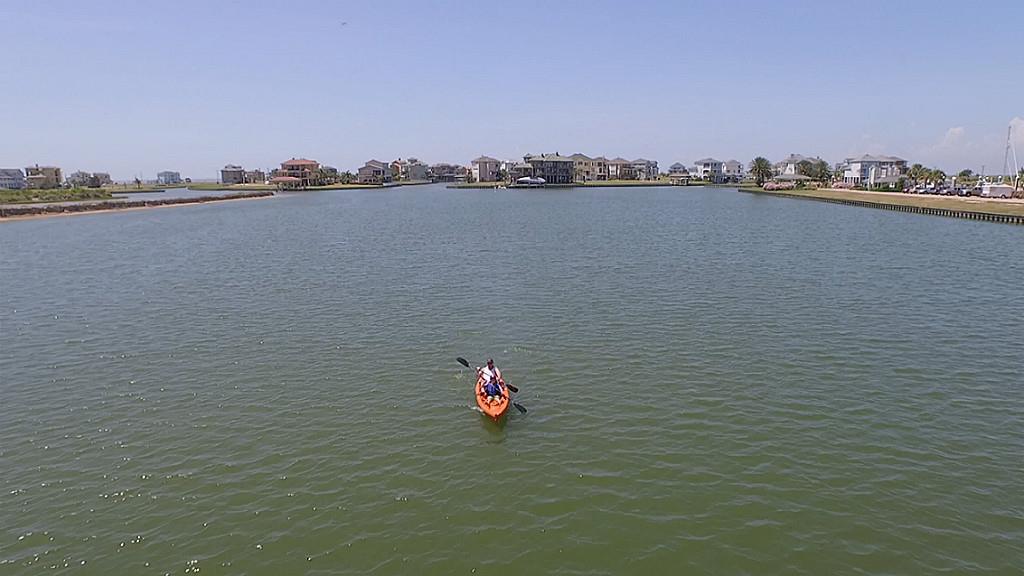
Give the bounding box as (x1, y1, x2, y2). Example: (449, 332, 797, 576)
(3, 0, 1022, 180)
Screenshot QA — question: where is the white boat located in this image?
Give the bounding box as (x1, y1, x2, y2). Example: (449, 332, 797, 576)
(515, 176, 546, 187)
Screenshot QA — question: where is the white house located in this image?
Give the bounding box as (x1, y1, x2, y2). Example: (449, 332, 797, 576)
(722, 160, 744, 180)
(693, 158, 724, 182)
(840, 154, 907, 187)
(156, 171, 182, 185)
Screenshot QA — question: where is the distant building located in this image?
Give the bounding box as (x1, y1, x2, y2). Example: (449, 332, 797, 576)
(0, 168, 26, 190)
(25, 165, 63, 189)
(773, 154, 815, 176)
(840, 155, 907, 188)
(668, 162, 689, 176)
(508, 161, 534, 181)
(606, 157, 636, 180)
(274, 158, 323, 187)
(65, 171, 111, 188)
(693, 158, 724, 182)
(389, 158, 429, 181)
(156, 171, 182, 185)
(221, 164, 245, 184)
(722, 160, 744, 181)
(570, 154, 609, 182)
(244, 169, 265, 184)
(471, 156, 502, 182)
(430, 163, 468, 183)
(357, 160, 394, 184)
(524, 153, 574, 184)
(630, 158, 659, 180)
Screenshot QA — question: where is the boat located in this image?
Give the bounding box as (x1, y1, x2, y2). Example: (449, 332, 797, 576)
(475, 374, 510, 420)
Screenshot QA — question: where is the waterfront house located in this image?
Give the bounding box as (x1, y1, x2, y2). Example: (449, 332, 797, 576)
(391, 158, 429, 182)
(0, 168, 26, 190)
(524, 153, 574, 185)
(156, 171, 182, 185)
(67, 171, 112, 188)
(773, 154, 819, 176)
(221, 164, 245, 184)
(631, 158, 659, 181)
(592, 156, 610, 180)
(839, 154, 907, 188)
(25, 165, 63, 189)
(607, 157, 637, 180)
(471, 156, 502, 182)
(357, 160, 393, 184)
(274, 158, 323, 187)
(244, 169, 265, 184)
(429, 163, 468, 183)
(570, 153, 608, 182)
(693, 158, 724, 183)
(509, 162, 534, 181)
(668, 162, 689, 176)
(722, 160, 744, 181)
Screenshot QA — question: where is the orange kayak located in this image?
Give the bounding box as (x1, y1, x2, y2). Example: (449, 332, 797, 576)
(475, 375, 510, 420)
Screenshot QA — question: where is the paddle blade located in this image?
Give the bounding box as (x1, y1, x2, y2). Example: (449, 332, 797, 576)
(513, 402, 527, 414)
(456, 357, 470, 368)
(505, 383, 519, 393)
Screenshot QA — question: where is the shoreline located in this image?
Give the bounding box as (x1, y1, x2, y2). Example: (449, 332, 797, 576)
(0, 191, 276, 222)
(739, 187, 1024, 224)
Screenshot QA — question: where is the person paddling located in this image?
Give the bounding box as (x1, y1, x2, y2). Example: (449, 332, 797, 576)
(477, 358, 505, 401)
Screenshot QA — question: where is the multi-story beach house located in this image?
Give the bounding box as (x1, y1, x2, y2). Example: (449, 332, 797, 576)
(773, 154, 819, 176)
(244, 170, 265, 184)
(0, 168, 26, 189)
(471, 156, 502, 182)
(693, 158, 724, 183)
(839, 155, 907, 188)
(66, 171, 111, 187)
(221, 164, 245, 184)
(570, 154, 608, 182)
(25, 165, 63, 189)
(391, 158, 429, 181)
(429, 163, 468, 183)
(524, 153, 574, 184)
(156, 171, 182, 185)
(630, 159, 659, 181)
(357, 160, 393, 184)
(722, 160, 745, 181)
(607, 157, 636, 180)
(274, 158, 323, 187)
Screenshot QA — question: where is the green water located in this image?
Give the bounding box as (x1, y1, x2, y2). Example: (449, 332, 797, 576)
(1, 185, 1022, 574)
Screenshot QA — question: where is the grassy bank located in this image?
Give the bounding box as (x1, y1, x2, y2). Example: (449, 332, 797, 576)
(742, 187, 1024, 217)
(0, 188, 114, 204)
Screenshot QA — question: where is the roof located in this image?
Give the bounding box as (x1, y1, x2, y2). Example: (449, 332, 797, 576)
(513, 162, 533, 169)
(0, 168, 25, 178)
(669, 162, 687, 170)
(222, 164, 243, 170)
(282, 158, 319, 166)
(472, 156, 500, 163)
(570, 153, 593, 161)
(608, 157, 631, 164)
(593, 156, 609, 162)
(845, 154, 906, 163)
(775, 154, 810, 166)
(363, 159, 388, 168)
(695, 158, 721, 164)
(525, 153, 574, 162)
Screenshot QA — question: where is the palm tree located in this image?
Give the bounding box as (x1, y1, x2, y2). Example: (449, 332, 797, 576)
(750, 157, 773, 186)
(908, 163, 925, 183)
